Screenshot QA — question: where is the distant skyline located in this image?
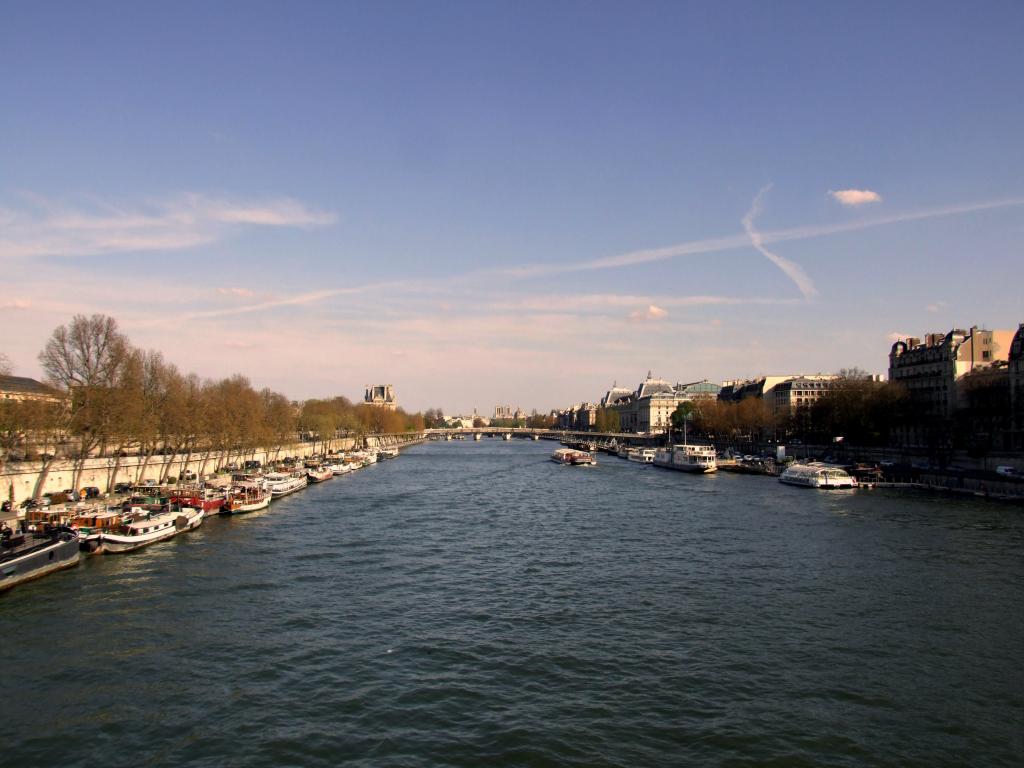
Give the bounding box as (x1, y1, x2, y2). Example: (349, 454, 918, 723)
(2, 2, 1023, 414)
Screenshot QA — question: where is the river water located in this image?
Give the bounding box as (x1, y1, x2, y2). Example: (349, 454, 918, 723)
(3, 439, 1022, 767)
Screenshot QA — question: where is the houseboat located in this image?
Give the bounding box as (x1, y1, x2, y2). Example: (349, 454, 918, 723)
(653, 444, 718, 473)
(99, 506, 204, 554)
(1, 526, 80, 591)
(264, 471, 308, 498)
(627, 448, 656, 464)
(223, 483, 271, 514)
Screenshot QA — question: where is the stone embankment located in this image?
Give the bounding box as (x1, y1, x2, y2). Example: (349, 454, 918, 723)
(2, 432, 424, 505)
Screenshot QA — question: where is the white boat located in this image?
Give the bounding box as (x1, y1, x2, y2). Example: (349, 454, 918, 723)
(617, 445, 630, 459)
(328, 462, 352, 475)
(653, 444, 718, 473)
(100, 506, 204, 553)
(502, 433, 512, 441)
(264, 471, 308, 498)
(473, 433, 482, 441)
(378, 447, 400, 460)
(627, 448, 656, 464)
(551, 448, 597, 466)
(779, 463, 856, 489)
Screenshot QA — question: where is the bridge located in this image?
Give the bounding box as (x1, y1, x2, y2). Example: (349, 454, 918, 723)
(423, 427, 671, 446)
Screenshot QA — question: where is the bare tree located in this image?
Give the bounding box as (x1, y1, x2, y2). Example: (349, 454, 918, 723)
(0, 352, 12, 376)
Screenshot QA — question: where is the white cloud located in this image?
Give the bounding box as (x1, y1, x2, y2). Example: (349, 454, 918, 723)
(0, 299, 31, 310)
(829, 189, 883, 206)
(925, 301, 948, 313)
(742, 184, 818, 300)
(216, 287, 256, 298)
(628, 304, 668, 322)
(0, 193, 336, 261)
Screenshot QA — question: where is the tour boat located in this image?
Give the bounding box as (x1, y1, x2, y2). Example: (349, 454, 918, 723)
(627, 448, 656, 464)
(99, 506, 204, 554)
(306, 466, 333, 483)
(0, 527, 80, 592)
(264, 471, 308, 498)
(328, 461, 352, 475)
(653, 444, 718, 473)
(378, 447, 400, 460)
(502, 433, 512, 441)
(779, 463, 856, 489)
(551, 448, 597, 466)
(223, 484, 271, 514)
(474, 433, 482, 441)
(617, 445, 630, 459)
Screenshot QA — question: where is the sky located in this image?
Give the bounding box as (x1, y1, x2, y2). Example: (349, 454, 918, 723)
(2, 1, 1023, 414)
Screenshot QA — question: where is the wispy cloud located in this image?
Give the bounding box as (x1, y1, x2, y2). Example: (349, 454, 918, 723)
(628, 304, 668, 322)
(0, 193, 336, 261)
(216, 287, 256, 298)
(925, 300, 948, 313)
(742, 184, 818, 299)
(830, 188, 883, 206)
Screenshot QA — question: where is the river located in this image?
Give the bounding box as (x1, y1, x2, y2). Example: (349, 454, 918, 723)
(3, 439, 1022, 766)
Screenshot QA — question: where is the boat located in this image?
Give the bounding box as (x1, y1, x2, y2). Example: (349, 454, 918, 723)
(264, 471, 308, 498)
(473, 433, 482, 441)
(779, 463, 856, 489)
(551, 448, 597, 466)
(328, 461, 352, 475)
(653, 444, 718, 473)
(223, 483, 271, 514)
(617, 445, 630, 459)
(306, 466, 333, 483)
(70, 508, 128, 552)
(378, 447, 400, 460)
(627, 448, 656, 464)
(99, 506, 204, 554)
(0, 526, 80, 591)
(502, 433, 512, 441)
(169, 486, 227, 514)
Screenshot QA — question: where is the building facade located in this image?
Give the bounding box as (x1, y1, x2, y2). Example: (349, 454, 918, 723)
(888, 326, 1015, 448)
(1009, 324, 1024, 450)
(364, 384, 397, 411)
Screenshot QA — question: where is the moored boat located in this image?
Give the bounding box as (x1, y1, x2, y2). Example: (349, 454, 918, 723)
(99, 506, 204, 554)
(1, 526, 80, 591)
(264, 471, 308, 498)
(627, 448, 656, 464)
(223, 483, 271, 514)
(306, 466, 333, 483)
(653, 444, 718, 473)
(779, 463, 856, 489)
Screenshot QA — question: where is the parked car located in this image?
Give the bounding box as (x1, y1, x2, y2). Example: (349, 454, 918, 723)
(995, 466, 1020, 478)
(113, 482, 132, 494)
(181, 470, 197, 481)
(243, 460, 261, 470)
(82, 486, 102, 499)
(62, 489, 81, 502)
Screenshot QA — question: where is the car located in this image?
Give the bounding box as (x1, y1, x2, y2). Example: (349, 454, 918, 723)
(140, 478, 159, 487)
(82, 487, 101, 499)
(62, 489, 81, 502)
(995, 466, 1019, 478)
(113, 482, 132, 494)
(181, 470, 197, 481)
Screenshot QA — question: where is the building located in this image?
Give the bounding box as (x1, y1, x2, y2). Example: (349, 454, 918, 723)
(609, 373, 680, 433)
(364, 384, 397, 411)
(719, 375, 840, 414)
(888, 326, 1016, 448)
(1007, 324, 1024, 450)
(0, 375, 62, 404)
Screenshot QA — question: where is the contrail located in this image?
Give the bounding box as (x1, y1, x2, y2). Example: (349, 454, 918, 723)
(741, 183, 818, 299)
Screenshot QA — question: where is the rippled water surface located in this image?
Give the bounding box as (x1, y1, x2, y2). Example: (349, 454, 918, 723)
(4, 440, 1023, 767)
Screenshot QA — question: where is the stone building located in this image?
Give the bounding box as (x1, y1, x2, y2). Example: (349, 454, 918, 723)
(364, 384, 397, 411)
(888, 326, 1016, 448)
(719, 374, 839, 415)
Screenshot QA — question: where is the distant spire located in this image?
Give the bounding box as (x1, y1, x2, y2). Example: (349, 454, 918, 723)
(647, 369, 652, 379)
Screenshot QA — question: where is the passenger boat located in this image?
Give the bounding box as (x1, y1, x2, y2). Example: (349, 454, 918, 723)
(551, 448, 597, 466)
(223, 483, 271, 514)
(99, 506, 204, 554)
(779, 463, 856, 489)
(473, 433, 482, 441)
(627, 448, 656, 464)
(306, 466, 333, 483)
(264, 471, 308, 497)
(653, 444, 718, 473)
(617, 445, 630, 459)
(0, 527, 80, 591)
(328, 461, 352, 475)
(502, 433, 512, 441)
(378, 447, 400, 460)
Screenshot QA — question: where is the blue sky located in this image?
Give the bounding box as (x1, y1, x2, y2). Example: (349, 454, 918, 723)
(2, 1, 1022, 413)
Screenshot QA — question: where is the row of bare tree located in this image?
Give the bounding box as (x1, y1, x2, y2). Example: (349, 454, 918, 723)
(1, 314, 425, 495)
